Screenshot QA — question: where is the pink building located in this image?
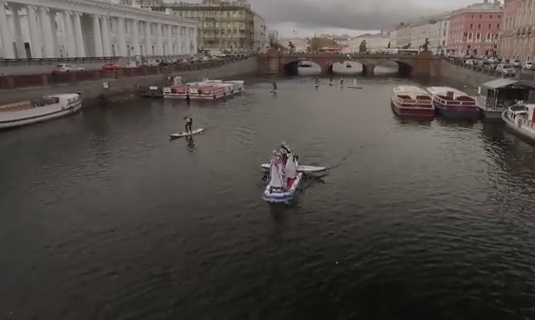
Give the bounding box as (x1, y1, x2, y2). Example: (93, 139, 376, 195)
(447, 0, 503, 57)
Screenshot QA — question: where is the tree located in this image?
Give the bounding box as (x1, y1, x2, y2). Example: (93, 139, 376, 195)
(359, 40, 367, 53)
(387, 42, 391, 48)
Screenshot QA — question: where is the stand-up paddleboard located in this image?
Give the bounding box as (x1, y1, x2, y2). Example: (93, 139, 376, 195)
(260, 163, 327, 173)
(348, 86, 363, 89)
(169, 128, 204, 138)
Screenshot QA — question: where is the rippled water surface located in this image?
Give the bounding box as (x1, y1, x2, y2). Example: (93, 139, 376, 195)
(2, 77, 535, 319)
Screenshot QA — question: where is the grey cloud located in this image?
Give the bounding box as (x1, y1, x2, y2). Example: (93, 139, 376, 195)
(248, 0, 443, 30)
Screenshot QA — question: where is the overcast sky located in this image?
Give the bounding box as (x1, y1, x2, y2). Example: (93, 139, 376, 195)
(167, 0, 490, 37)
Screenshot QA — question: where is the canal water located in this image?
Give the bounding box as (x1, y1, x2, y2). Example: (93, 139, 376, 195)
(2, 75, 535, 320)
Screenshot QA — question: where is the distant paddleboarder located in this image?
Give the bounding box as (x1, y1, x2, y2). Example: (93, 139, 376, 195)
(271, 81, 278, 93)
(314, 76, 319, 88)
(329, 76, 333, 86)
(339, 77, 344, 87)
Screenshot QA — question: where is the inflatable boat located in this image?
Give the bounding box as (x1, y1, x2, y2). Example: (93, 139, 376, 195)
(263, 153, 303, 203)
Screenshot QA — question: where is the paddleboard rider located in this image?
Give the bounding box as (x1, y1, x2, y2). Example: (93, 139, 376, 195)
(184, 116, 193, 133)
(272, 81, 277, 92)
(315, 77, 319, 88)
(329, 76, 333, 86)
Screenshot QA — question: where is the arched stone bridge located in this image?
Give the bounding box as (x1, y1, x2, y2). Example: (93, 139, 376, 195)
(257, 51, 441, 77)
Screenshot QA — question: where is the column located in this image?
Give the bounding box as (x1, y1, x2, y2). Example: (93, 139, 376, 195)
(49, 11, 59, 56)
(73, 13, 85, 57)
(92, 15, 103, 56)
(101, 17, 111, 56)
(192, 27, 198, 54)
(180, 27, 186, 55)
(118, 17, 127, 56)
(0, 1, 14, 58)
(63, 12, 76, 57)
(39, 7, 55, 58)
(144, 21, 151, 56)
(26, 6, 41, 58)
(166, 25, 172, 56)
(156, 23, 163, 56)
(132, 20, 140, 56)
(11, 6, 25, 58)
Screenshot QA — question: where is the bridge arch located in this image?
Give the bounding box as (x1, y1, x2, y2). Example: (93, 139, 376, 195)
(282, 59, 322, 75)
(372, 60, 413, 76)
(327, 61, 364, 75)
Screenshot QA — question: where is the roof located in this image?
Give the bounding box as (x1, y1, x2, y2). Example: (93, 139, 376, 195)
(482, 79, 535, 90)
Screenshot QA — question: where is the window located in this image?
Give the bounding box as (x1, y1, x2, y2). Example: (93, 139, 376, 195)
(479, 15, 482, 18)
(489, 24, 492, 29)
(498, 15, 501, 19)
(476, 33, 480, 40)
(490, 15, 493, 19)
(478, 24, 481, 29)
(470, 23, 473, 29)
(497, 24, 500, 29)
(471, 15, 474, 18)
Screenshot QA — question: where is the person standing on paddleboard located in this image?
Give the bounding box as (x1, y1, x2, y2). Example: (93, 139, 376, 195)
(184, 116, 193, 133)
(272, 81, 277, 92)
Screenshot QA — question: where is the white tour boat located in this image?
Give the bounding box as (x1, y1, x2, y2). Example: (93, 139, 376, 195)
(162, 78, 245, 99)
(0, 93, 82, 130)
(502, 104, 535, 142)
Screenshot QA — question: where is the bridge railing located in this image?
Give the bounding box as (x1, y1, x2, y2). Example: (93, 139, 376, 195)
(0, 55, 253, 90)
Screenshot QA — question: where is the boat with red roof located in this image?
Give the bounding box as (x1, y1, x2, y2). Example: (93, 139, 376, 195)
(390, 85, 434, 117)
(427, 86, 479, 120)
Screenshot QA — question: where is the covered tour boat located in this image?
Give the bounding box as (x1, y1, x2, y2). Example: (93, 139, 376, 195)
(502, 104, 535, 142)
(426, 86, 479, 120)
(263, 152, 303, 203)
(476, 79, 535, 119)
(188, 85, 227, 100)
(0, 93, 82, 129)
(390, 85, 434, 117)
(162, 85, 189, 99)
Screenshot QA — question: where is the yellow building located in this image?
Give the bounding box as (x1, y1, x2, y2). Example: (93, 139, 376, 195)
(499, 0, 535, 62)
(152, 0, 267, 52)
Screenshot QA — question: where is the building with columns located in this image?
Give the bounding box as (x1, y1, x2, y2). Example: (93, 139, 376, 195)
(151, 0, 268, 52)
(499, 0, 535, 62)
(407, 14, 450, 54)
(0, 0, 198, 59)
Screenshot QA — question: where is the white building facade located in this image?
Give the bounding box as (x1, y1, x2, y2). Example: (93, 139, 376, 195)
(0, 0, 198, 59)
(409, 14, 450, 53)
(388, 28, 397, 48)
(395, 24, 412, 48)
(348, 32, 389, 52)
(253, 14, 268, 51)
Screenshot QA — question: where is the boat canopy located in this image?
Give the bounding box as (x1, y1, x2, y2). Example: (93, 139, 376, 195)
(479, 79, 535, 105)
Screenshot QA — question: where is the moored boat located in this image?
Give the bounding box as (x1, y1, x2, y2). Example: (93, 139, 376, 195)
(502, 104, 535, 142)
(189, 85, 227, 100)
(427, 86, 479, 120)
(390, 85, 434, 117)
(0, 93, 82, 130)
(263, 152, 303, 203)
(162, 85, 189, 99)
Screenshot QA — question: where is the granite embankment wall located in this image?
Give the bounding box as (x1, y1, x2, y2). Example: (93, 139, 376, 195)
(0, 57, 257, 106)
(438, 60, 496, 89)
